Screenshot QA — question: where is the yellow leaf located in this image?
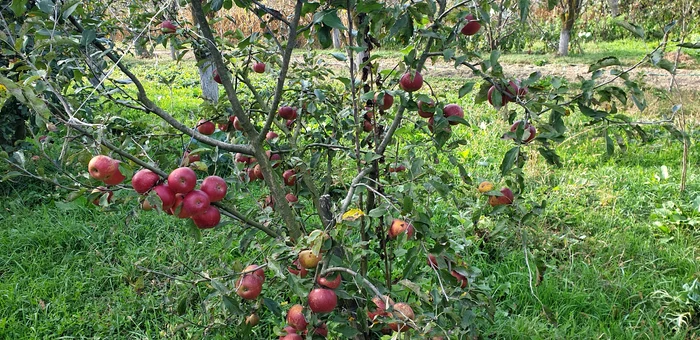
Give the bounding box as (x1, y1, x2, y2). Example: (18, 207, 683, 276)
(342, 208, 364, 221)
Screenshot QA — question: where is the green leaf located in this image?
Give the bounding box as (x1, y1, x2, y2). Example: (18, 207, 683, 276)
(321, 10, 346, 30)
(10, 0, 28, 16)
(368, 206, 387, 218)
(588, 56, 621, 73)
(36, 0, 54, 13)
(458, 81, 475, 98)
(62, 1, 80, 19)
(604, 128, 614, 156)
(518, 0, 530, 22)
(210, 0, 224, 11)
(678, 42, 700, 49)
(301, 2, 320, 16)
(317, 24, 332, 49)
(263, 298, 282, 316)
(500, 147, 519, 176)
(330, 52, 347, 61)
(615, 20, 645, 39)
(222, 294, 242, 314)
(577, 102, 608, 119)
(80, 29, 96, 46)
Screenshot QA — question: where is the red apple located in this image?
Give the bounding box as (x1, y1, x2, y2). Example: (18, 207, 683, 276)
(388, 219, 415, 239)
(197, 119, 215, 135)
(317, 273, 342, 289)
(88, 155, 118, 181)
(488, 187, 514, 206)
(182, 190, 210, 216)
(313, 323, 328, 337)
(427, 254, 438, 269)
(161, 20, 177, 34)
(168, 193, 185, 216)
(153, 184, 176, 210)
(443, 104, 464, 125)
(308, 288, 337, 313)
(389, 302, 415, 332)
(286, 304, 308, 331)
(279, 106, 297, 120)
(287, 259, 308, 278)
(253, 62, 266, 73)
(282, 169, 296, 186)
(213, 69, 222, 84)
(103, 162, 126, 185)
(253, 164, 264, 180)
(417, 99, 435, 118)
(450, 270, 468, 288)
(244, 264, 265, 283)
(399, 71, 423, 92)
(286, 119, 294, 129)
(488, 85, 508, 108)
(91, 187, 112, 206)
(460, 14, 481, 36)
(235, 274, 263, 300)
(285, 193, 298, 204)
(246, 167, 258, 182)
(279, 333, 302, 340)
(235, 153, 252, 164)
(131, 169, 160, 194)
(266, 131, 279, 141)
(218, 122, 229, 131)
(363, 120, 373, 132)
(374, 92, 394, 110)
(191, 206, 220, 229)
(372, 295, 395, 313)
(167, 167, 197, 194)
(200, 175, 227, 202)
(388, 163, 406, 173)
(184, 150, 200, 163)
(509, 121, 537, 144)
(233, 116, 243, 131)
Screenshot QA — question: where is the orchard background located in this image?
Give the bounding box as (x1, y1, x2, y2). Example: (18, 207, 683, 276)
(1, 0, 700, 338)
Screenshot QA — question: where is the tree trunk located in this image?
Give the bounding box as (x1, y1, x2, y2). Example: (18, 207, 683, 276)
(558, 29, 571, 56)
(332, 28, 341, 49)
(607, 0, 619, 16)
(198, 58, 219, 103)
(557, 0, 579, 56)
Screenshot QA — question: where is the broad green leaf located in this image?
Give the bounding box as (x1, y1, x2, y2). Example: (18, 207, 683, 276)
(500, 147, 519, 176)
(263, 298, 282, 316)
(615, 20, 645, 39)
(518, 0, 530, 22)
(678, 42, 700, 49)
(10, 0, 28, 16)
(588, 56, 620, 73)
(321, 10, 346, 30)
(458, 81, 475, 98)
(330, 52, 347, 61)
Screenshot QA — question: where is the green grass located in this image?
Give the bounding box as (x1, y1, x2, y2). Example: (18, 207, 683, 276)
(2, 48, 700, 338)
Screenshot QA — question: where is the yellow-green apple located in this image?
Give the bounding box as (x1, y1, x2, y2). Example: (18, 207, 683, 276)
(132, 169, 160, 194)
(308, 288, 337, 313)
(477, 181, 494, 193)
(167, 167, 197, 194)
(200, 175, 227, 202)
(298, 250, 322, 269)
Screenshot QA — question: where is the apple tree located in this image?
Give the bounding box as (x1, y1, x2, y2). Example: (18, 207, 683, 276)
(0, 0, 681, 337)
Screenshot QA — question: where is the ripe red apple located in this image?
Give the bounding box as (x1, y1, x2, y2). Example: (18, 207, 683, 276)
(488, 85, 508, 108)
(182, 190, 210, 216)
(131, 169, 160, 194)
(298, 250, 322, 269)
(450, 270, 468, 288)
(282, 169, 296, 186)
(167, 193, 185, 216)
(245, 313, 260, 326)
(197, 119, 215, 135)
(488, 187, 514, 206)
(232, 116, 243, 131)
(161, 20, 177, 34)
(372, 295, 395, 313)
(88, 155, 118, 181)
(417, 99, 435, 118)
(279, 106, 297, 120)
(427, 254, 438, 269)
(266, 131, 279, 141)
(388, 219, 415, 239)
(313, 323, 328, 337)
(253, 164, 264, 180)
(279, 333, 302, 340)
(91, 187, 112, 206)
(443, 104, 464, 125)
(200, 175, 227, 202)
(308, 288, 337, 313)
(427, 116, 451, 134)
(286, 304, 308, 331)
(103, 162, 126, 185)
(191, 206, 220, 229)
(509, 121, 537, 144)
(266, 150, 281, 168)
(167, 167, 197, 194)
(235, 153, 252, 164)
(363, 120, 373, 132)
(286, 119, 294, 129)
(504, 80, 528, 102)
(388, 163, 406, 173)
(399, 71, 423, 92)
(252, 62, 265, 73)
(374, 92, 394, 110)
(317, 273, 342, 289)
(285, 193, 298, 204)
(153, 184, 176, 210)
(235, 274, 263, 300)
(287, 259, 308, 278)
(246, 167, 258, 182)
(184, 150, 200, 163)
(244, 264, 265, 283)
(213, 69, 222, 84)
(460, 14, 481, 36)
(218, 122, 229, 131)
(389, 302, 415, 332)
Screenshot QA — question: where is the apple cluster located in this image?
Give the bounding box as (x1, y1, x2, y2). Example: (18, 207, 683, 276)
(477, 181, 514, 207)
(368, 295, 415, 333)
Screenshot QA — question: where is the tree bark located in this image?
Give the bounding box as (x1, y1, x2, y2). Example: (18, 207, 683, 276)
(557, 0, 579, 56)
(558, 29, 571, 56)
(197, 59, 218, 103)
(607, 0, 619, 16)
(332, 28, 341, 49)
